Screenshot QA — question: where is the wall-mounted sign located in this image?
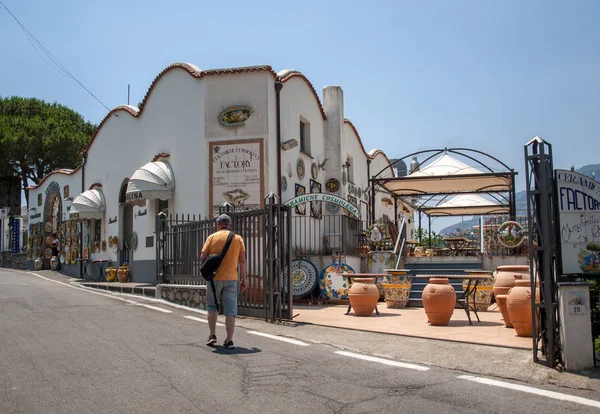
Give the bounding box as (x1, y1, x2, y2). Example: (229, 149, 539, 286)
(556, 169, 600, 275)
(284, 193, 360, 219)
(0, 208, 8, 220)
(12, 218, 20, 253)
(30, 213, 41, 219)
(38, 194, 42, 206)
(567, 291, 587, 315)
(218, 105, 253, 128)
(209, 139, 264, 217)
(64, 185, 70, 199)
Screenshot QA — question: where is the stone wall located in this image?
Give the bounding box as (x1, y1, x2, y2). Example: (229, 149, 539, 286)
(1, 252, 27, 270)
(156, 284, 208, 310)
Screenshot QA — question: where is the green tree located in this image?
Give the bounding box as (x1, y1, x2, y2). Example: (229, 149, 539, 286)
(0, 96, 96, 204)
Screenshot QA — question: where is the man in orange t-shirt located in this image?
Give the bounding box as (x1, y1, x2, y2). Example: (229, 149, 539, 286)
(200, 214, 247, 349)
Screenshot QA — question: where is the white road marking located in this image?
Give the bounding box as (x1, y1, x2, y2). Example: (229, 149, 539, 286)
(183, 315, 224, 326)
(247, 331, 310, 346)
(334, 351, 430, 371)
(137, 303, 172, 313)
(457, 375, 600, 409)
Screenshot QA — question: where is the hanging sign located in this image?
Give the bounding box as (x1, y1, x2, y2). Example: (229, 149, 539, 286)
(555, 169, 600, 275)
(284, 193, 360, 219)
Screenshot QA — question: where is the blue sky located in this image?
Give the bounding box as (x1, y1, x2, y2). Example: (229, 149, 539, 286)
(2, 0, 599, 229)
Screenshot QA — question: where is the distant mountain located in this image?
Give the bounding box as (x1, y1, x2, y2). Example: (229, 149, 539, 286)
(438, 163, 599, 234)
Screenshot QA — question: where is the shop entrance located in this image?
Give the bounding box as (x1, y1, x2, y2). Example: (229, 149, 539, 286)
(42, 183, 62, 269)
(119, 179, 134, 265)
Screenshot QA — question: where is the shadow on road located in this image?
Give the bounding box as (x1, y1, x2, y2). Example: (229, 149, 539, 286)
(211, 346, 262, 355)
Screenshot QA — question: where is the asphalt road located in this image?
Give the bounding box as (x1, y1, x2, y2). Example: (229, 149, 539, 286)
(1, 268, 599, 414)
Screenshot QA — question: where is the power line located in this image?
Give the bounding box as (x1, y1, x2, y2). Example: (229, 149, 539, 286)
(0, 1, 111, 111)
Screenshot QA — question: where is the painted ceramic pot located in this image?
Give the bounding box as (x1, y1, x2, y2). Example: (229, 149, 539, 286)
(493, 265, 529, 297)
(382, 283, 411, 309)
(348, 278, 380, 316)
(117, 266, 130, 283)
(422, 278, 456, 326)
(34, 258, 43, 270)
(506, 279, 540, 337)
(462, 277, 494, 312)
(106, 267, 117, 282)
(495, 294, 512, 328)
(383, 269, 412, 308)
(367, 251, 395, 298)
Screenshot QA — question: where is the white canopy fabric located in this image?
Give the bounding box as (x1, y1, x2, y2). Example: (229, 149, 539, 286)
(422, 194, 509, 216)
(125, 160, 175, 206)
(378, 154, 513, 196)
(70, 188, 106, 219)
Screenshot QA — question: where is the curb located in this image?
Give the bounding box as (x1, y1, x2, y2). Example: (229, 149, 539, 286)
(76, 282, 156, 298)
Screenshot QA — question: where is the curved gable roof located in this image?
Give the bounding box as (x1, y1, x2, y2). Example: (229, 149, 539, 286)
(343, 119, 394, 176)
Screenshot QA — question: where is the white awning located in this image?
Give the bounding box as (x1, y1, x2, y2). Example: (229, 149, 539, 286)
(422, 194, 510, 216)
(70, 188, 106, 219)
(125, 160, 175, 205)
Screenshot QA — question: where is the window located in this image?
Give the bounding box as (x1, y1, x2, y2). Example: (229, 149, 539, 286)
(346, 156, 354, 183)
(93, 219, 101, 242)
(157, 199, 168, 215)
(299, 117, 311, 155)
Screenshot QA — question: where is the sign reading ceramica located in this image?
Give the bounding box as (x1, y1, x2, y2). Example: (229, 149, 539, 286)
(210, 140, 264, 216)
(556, 169, 600, 275)
(285, 193, 361, 219)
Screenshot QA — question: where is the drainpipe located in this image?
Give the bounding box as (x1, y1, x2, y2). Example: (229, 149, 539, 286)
(275, 81, 283, 199)
(367, 159, 374, 224)
(80, 151, 88, 278)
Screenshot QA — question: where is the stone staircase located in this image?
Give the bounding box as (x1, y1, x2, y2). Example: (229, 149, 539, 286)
(404, 257, 484, 307)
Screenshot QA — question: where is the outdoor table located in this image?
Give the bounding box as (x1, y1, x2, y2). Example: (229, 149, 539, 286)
(330, 273, 388, 316)
(420, 274, 493, 325)
(77, 259, 111, 281)
(442, 237, 470, 256)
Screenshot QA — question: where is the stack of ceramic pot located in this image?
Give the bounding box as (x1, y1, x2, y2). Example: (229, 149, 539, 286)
(492, 265, 530, 328)
(348, 278, 380, 316)
(422, 278, 456, 326)
(382, 269, 413, 309)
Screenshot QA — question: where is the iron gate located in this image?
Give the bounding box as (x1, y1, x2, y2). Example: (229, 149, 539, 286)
(156, 195, 292, 322)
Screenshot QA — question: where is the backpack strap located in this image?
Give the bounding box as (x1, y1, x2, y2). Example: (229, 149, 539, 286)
(219, 231, 235, 259)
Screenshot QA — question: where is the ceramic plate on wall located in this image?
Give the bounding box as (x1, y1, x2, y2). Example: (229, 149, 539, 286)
(296, 158, 305, 180)
(326, 202, 341, 213)
(284, 259, 319, 297)
(319, 262, 355, 300)
(342, 171, 347, 185)
(282, 176, 287, 192)
(325, 178, 340, 193)
(311, 162, 318, 180)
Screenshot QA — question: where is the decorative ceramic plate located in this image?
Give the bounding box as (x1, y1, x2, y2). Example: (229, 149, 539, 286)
(83, 247, 89, 260)
(112, 236, 118, 247)
(36, 235, 42, 246)
(296, 158, 305, 180)
(102, 240, 107, 251)
(282, 176, 287, 192)
(287, 163, 292, 177)
(61, 223, 66, 233)
(319, 262, 354, 300)
(131, 233, 138, 250)
(45, 222, 52, 233)
(342, 171, 347, 185)
(95, 241, 100, 252)
(311, 162, 318, 180)
(64, 236, 70, 247)
(65, 251, 71, 265)
(71, 234, 78, 246)
(44, 248, 52, 259)
(108, 236, 113, 247)
(325, 178, 340, 193)
(90, 243, 95, 254)
(497, 221, 525, 248)
(71, 250, 77, 263)
(59, 252, 65, 264)
(45, 236, 52, 246)
(284, 259, 319, 297)
(326, 202, 341, 213)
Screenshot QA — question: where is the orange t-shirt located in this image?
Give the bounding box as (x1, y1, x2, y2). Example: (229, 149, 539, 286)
(201, 230, 245, 281)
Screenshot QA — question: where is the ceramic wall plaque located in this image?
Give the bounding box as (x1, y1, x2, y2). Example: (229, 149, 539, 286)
(218, 105, 253, 128)
(282, 176, 288, 192)
(296, 158, 305, 180)
(319, 262, 355, 300)
(311, 162, 318, 180)
(326, 202, 340, 213)
(342, 171, 347, 185)
(295, 184, 306, 215)
(310, 180, 322, 219)
(325, 178, 340, 193)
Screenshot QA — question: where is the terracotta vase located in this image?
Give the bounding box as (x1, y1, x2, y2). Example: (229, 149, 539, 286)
(117, 266, 129, 283)
(506, 279, 539, 337)
(495, 294, 513, 328)
(493, 265, 530, 297)
(422, 278, 456, 326)
(348, 278, 380, 316)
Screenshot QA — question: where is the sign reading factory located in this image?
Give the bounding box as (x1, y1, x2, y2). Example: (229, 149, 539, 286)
(209, 139, 264, 216)
(285, 193, 361, 219)
(556, 169, 600, 275)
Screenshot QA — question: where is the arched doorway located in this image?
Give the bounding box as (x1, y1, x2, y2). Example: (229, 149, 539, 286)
(43, 182, 62, 269)
(119, 179, 134, 265)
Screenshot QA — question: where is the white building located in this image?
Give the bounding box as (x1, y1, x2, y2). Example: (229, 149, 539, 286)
(27, 63, 411, 282)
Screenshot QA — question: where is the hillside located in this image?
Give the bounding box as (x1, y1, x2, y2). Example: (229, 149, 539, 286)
(438, 163, 599, 234)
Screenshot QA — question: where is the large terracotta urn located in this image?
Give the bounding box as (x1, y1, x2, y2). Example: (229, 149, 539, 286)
(495, 294, 513, 328)
(383, 269, 413, 308)
(117, 266, 130, 283)
(493, 265, 530, 297)
(506, 279, 540, 337)
(348, 278, 380, 316)
(422, 278, 456, 326)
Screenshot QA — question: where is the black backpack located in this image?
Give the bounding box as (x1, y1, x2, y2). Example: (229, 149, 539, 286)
(201, 231, 235, 313)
